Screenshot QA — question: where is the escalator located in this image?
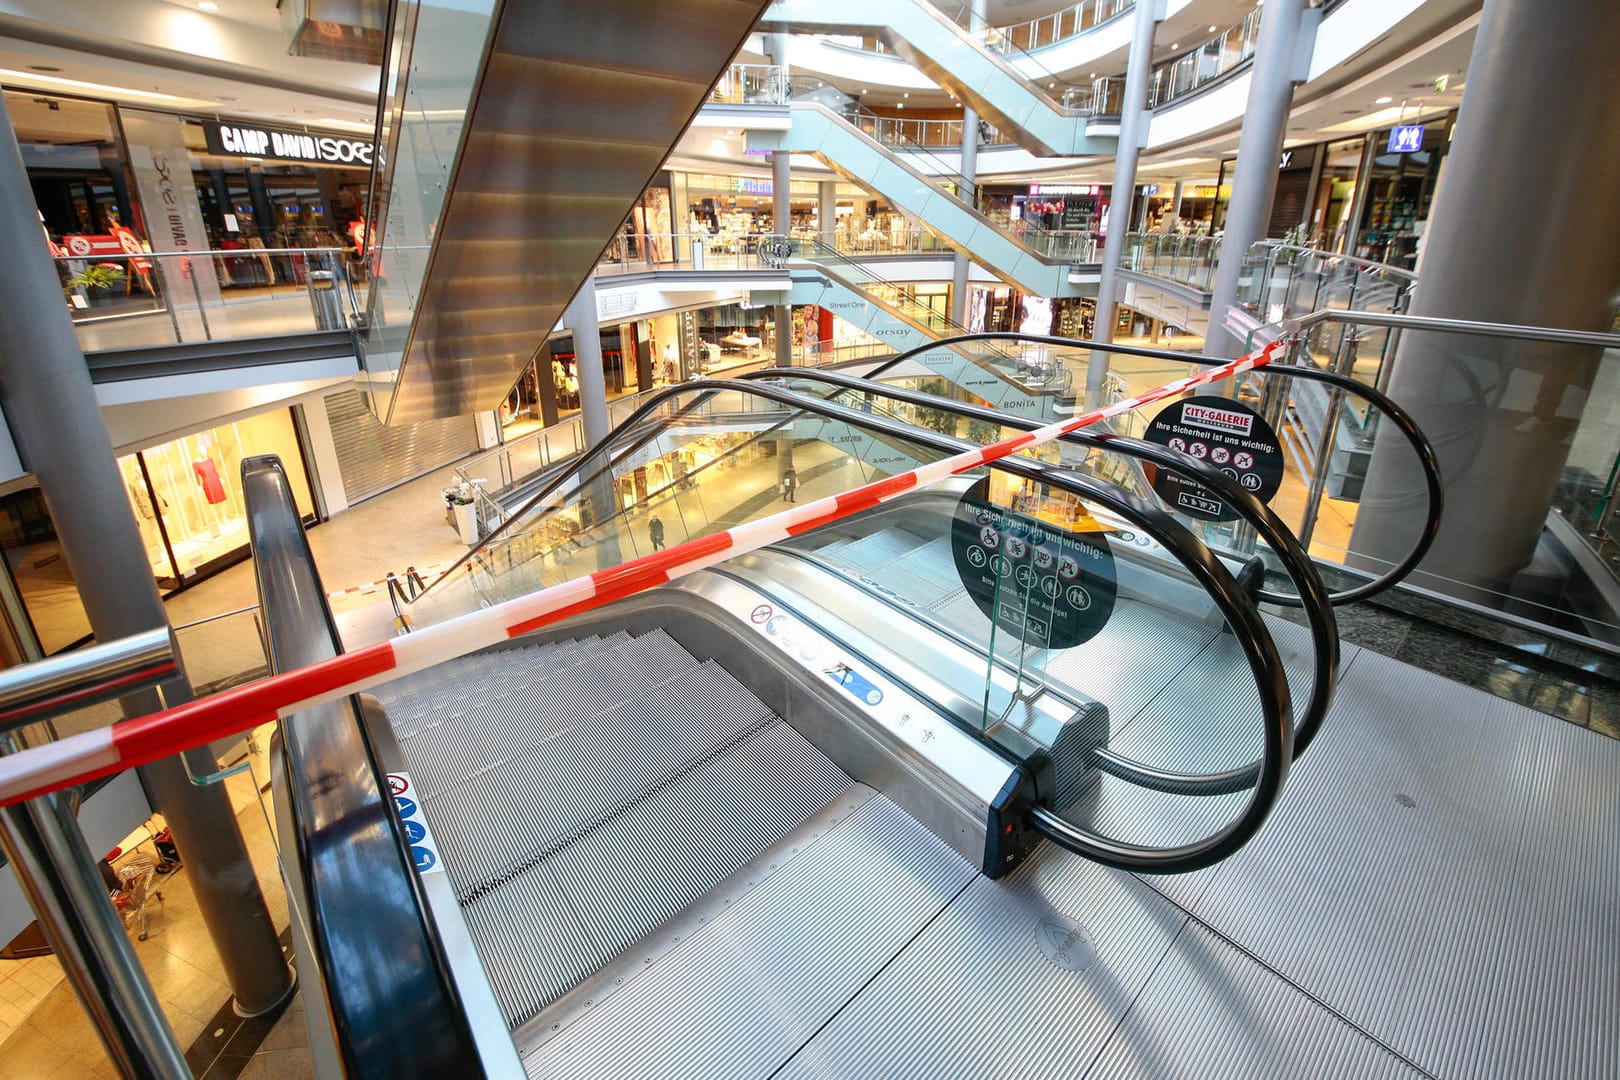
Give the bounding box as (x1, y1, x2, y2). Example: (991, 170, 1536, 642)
(760, 0, 1116, 157)
(756, 101, 1091, 295)
(360, 0, 772, 424)
(248, 362, 1344, 1073)
(786, 237, 1084, 418)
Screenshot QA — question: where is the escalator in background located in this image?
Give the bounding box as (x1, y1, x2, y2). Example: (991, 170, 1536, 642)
(760, 0, 1115, 157)
(359, 0, 771, 424)
(247, 364, 1326, 1071)
(786, 237, 1086, 419)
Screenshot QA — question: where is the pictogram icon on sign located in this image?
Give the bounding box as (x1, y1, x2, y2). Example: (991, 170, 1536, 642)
(1211, 446, 1231, 465)
(750, 604, 773, 624)
(1189, 442, 1209, 459)
(1234, 451, 1255, 469)
(388, 774, 409, 797)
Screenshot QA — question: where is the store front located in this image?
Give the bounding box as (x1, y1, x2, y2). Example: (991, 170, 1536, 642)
(7, 87, 375, 330)
(118, 411, 318, 592)
(1351, 117, 1453, 269)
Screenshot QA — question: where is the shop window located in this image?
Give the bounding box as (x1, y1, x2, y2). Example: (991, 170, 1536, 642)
(0, 489, 92, 656)
(120, 410, 316, 589)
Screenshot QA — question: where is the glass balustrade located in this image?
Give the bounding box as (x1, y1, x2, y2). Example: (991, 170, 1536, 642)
(55, 248, 358, 351)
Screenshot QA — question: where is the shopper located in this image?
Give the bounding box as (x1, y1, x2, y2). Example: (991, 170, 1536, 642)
(780, 466, 799, 503)
(649, 515, 665, 551)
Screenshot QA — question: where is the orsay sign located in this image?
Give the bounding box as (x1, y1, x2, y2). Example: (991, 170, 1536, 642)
(203, 122, 375, 166)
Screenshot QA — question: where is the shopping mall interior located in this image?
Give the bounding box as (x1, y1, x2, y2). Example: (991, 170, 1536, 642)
(0, 0, 1615, 1076)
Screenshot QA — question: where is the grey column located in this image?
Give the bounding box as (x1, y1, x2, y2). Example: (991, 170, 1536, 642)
(1169, 180, 1185, 227)
(1349, 0, 1620, 603)
(1085, 0, 1163, 400)
(1203, 0, 1310, 359)
(949, 0, 987, 329)
(0, 92, 291, 1029)
(767, 32, 795, 368)
(565, 274, 610, 448)
(818, 181, 837, 250)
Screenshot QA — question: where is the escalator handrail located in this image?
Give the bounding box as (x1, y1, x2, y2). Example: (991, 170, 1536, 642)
(242, 456, 486, 1078)
(0, 352, 1289, 875)
(750, 367, 1340, 787)
(858, 330, 1444, 605)
(417, 373, 1296, 872)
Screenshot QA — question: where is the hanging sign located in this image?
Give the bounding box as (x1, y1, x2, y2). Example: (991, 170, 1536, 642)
(1141, 396, 1284, 522)
(1387, 125, 1425, 153)
(950, 478, 1115, 650)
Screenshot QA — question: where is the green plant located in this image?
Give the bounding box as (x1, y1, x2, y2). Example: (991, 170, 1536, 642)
(966, 418, 1001, 444)
(63, 263, 124, 295)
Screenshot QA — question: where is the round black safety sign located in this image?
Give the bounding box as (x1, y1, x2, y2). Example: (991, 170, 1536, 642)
(1142, 395, 1284, 522)
(950, 478, 1115, 650)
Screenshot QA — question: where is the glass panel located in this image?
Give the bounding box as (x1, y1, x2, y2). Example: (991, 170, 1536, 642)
(0, 488, 92, 654)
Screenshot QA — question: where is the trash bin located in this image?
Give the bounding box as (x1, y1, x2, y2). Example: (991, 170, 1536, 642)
(307, 270, 346, 330)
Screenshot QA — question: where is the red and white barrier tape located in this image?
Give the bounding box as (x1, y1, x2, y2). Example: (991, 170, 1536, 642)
(0, 344, 1277, 807)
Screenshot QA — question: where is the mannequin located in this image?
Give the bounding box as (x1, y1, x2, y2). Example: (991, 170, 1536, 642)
(191, 432, 228, 535)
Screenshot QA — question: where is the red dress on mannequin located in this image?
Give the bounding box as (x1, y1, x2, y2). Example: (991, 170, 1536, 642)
(193, 458, 227, 504)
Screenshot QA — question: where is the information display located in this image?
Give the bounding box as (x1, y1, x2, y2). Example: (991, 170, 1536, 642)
(950, 478, 1115, 650)
(1142, 396, 1284, 522)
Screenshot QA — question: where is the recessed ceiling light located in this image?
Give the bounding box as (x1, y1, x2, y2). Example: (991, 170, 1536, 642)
(897, 102, 905, 110)
(198, 1, 218, 10)
(902, 92, 909, 98)
(1208, 25, 1217, 32)
(1375, 96, 1393, 104)
(28, 65, 62, 73)
(1171, 42, 1180, 49)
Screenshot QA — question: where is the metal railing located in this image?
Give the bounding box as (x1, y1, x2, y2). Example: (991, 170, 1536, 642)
(707, 63, 788, 105)
(1147, 8, 1264, 108)
(1122, 233, 1221, 290)
(973, 0, 1134, 54)
(54, 246, 360, 351)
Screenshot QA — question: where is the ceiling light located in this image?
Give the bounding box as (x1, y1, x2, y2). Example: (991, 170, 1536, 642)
(0, 68, 195, 104)
(1171, 43, 1180, 49)
(902, 92, 909, 98)
(28, 65, 62, 73)
(897, 103, 905, 109)
(1375, 96, 1393, 104)
(198, 1, 218, 9)
(1208, 26, 1217, 32)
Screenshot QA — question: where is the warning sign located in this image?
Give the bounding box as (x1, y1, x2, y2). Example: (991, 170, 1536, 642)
(950, 478, 1115, 650)
(1142, 396, 1284, 522)
(386, 772, 445, 876)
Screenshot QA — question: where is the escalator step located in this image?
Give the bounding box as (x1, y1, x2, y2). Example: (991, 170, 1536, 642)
(462, 718, 852, 1029)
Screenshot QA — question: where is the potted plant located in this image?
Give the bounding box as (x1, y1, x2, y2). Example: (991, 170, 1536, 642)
(443, 482, 479, 545)
(62, 263, 125, 308)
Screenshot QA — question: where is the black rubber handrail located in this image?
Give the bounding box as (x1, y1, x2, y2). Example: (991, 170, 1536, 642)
(243, 456, 485, 1078)
(411, 378, 1295, 872)
(750, 366, 1340, 791)
(855, 331, 1444, 606)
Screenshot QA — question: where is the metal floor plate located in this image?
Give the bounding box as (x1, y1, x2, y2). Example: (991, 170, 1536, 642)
(523, 794, 976, 1080)
(1183, 651, 1620, 1078)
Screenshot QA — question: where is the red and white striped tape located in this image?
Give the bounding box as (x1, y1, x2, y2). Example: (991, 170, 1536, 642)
(0, 344, 1277, 807)
(325, 564, 448, 600)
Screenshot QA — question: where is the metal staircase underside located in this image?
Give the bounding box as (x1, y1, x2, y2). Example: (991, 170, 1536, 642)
(386, 0, 769, 423)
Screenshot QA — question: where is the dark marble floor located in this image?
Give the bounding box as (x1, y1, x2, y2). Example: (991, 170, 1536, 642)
(1271, 586, 1620, 740)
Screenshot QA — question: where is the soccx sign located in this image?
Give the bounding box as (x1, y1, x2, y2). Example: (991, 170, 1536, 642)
(203, 121, 375, 166)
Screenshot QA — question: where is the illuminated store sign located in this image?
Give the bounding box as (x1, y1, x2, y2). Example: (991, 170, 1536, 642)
(1028, 183, 1100, 196)
(202, 122, 375, 165)
(1387, 125, 1425, 153)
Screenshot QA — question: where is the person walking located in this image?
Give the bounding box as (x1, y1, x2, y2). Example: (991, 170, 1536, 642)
(780, 466, 799, 504)
(649, 514, 666, 551)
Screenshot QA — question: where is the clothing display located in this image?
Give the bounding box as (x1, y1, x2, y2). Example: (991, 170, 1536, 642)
(192, 458, 227, 504)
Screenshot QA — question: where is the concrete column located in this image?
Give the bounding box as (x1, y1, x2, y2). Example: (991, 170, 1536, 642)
(950, 0, 987, 329)
(1203, 0, 1311, 359)
(565, 274, 610, 448)
(818, 181, 837, 250)
(0, 92, 291, 1022)
(1170, 180, 1184, 227)
(1085, 0, 1163, 400)
(1350, 0, 1620, 603)
(767, 32, 795, 368)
